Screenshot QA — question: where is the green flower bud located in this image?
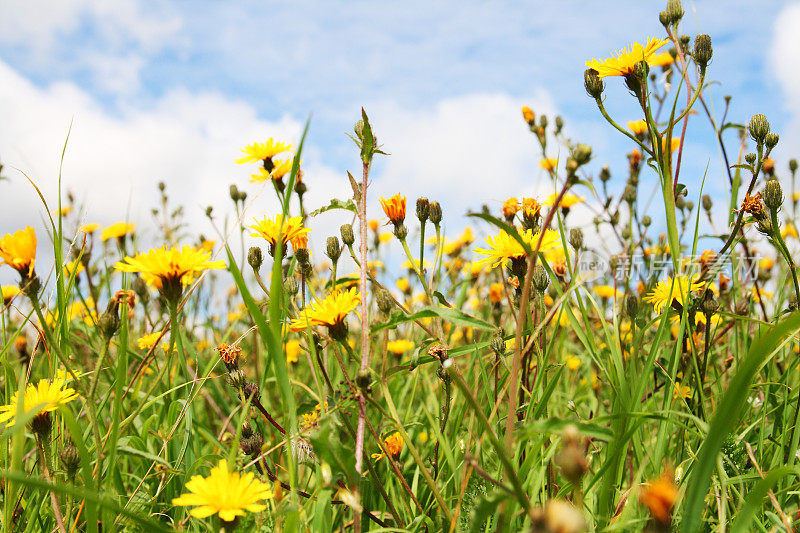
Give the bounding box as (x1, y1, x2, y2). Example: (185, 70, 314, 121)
(284, 276, 299, 296)
(490, 334, 506, 357)
(429, 201, 442, 225)
(625, 294, 638, 318)
(764, 179, 784, 210)
(532, 265, 549, 292)
(326, 236, 341, 263)
(693, 34, 712, 68)
(790, 159, 798, 173)
(569, 228, 583, 250)
(295, 247, 311, 266)
(765, 133, 779, 150)
(748, 114, 770, 143)
(229, 184, 240, 202)
(665, 0, 684, 24)
(98, 298, 121, 340)
(60, 441, 81, 481)
(600, 166, 611, 182)
(393, 224, 408, 240)
(416, 197, 430, 222)
(573, 144, 592, 165)
(584, 68, 604, 99)
(340, 224, 355, 246)
(702, 194, 712, 211)
(745, 153, 757, 166)
(248, 246, 263, 272)
(376, 289, 394, 315)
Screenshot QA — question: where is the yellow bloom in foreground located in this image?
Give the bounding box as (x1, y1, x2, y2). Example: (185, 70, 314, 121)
(540, 158, 558, 171)
(249, 215, 310, 252)
(172, 460, 273, 522)
(673, 382, 691, 400)
(585, 37, 670, 78)
(115, 245, 225, 293)
(544, 192, 585, 209)
(474, 229, 560, 268)
(2, 285, 21, 303)
(0, 226, 37, 277)
(101, 222, 135, 242)
(372, 431, 404, 461)
(289, 287, 361, 332)
(387, 339, 415, 355)
(236, 139, 292, 164)
(644, 275, 704, 314)
(285, 339, 301, 364)
(0, 374, 78, 427)
(380, 194, 407, 226)
(628, 120, 648, 136)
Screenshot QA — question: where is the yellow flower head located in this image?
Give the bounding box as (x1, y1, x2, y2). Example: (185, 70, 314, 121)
(489, 282, 504, 304)
(628, 120, 648, 136)
(473, 229, 560, 269)
(540, 158, 558, 171)
(386, 339, 415, 355)
(64, 258, 85, 278)
(544, 192, 585, 209)
(585, 37, 670, 78)
(250, 158, 295, 183)
(522, 198, 542, 219)
(137, 332, 162, 350)
(0, 226, 37, 277)
(521, 106, 535, 124)
(101, 222, 135, 242)
(114, 245, 225, 299)
(396, 278, 411, 293)
(79, 223, 100, 234)
(289, 287, 361, 333)
(285, 339, 301, 364)
(0, 374, 78, 427)
(593, 285, 620, 299)
(502, 197, 520, 218)
(380, 194, 407, 226)
(2, 285, 21, 304)
(662, 137, 681, 153)
(644, 275, 704, 314)
(638, 471, 679, 524)
(172, 459, 274, 522)
(236, 139, 292, 164)
(673, 382, 691, 400)
(782, 224, 798, 240)
(371, 431, 404, 461)
(249, 215, 310, 252)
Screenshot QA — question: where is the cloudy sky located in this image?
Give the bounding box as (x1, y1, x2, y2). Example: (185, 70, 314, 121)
(0, 0, 798, 283)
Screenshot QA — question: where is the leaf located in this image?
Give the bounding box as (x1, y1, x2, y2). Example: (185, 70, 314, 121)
(308, 198, 357, 218)
(360, 107, 374, 164)
(371, 305, 495, 334)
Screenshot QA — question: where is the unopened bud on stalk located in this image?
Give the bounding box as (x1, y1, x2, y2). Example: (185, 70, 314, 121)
(376, 289, 393, 315)
(600, 166, 611, 182)
(701, 291, 719, 316)
(340, 224, 355, 246)
(98, 298, 121, 340)
(555, 115, 564, 134)
(284, 277, 299, 296)
(693, 34, 712, 68)
(642, 216, 651, 227)
(665, 0, 684, 24)
(227, 369, 247, 389)
(735, 298, 750, 316)
(326, 237, 341, 263)
(625, 294, 638, 318)
(241, 430, 264, 457)
(429, 201, 442, 225)
(248, 246, 263, 272)
(60, 442, 81, 481)
(749, 114, 770, 144)
(393, 224, 408, 240)
(584, 69, 604, 99)
(702, 194, 712, 212)
(675, 195, 686, 210)
(764, 179, 784, 210)
(490, 334, 506, 357)
(623, 185, 637, 203)
(532, 265, 550, 292)
(356, 368, 371, 391)
(765, 133, 779, 150)
(229, 184, 240, 202)
(573, 144, 592, 166)
(295, 248, 311, 266)
(745, 153, 757, 166)
(569, 228, 583, 251)
(416, 197, 430, 222)
(790, 159, 798, 173)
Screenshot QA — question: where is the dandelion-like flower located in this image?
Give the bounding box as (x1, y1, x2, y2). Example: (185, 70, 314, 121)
(0, 226, 36, 278)
(249, 215, 310, 253)
(638, 471, 679, 524)
(236, 139, 292, 164)
(473, 229, 560, 269)
(585, 37, 670, 78)
(172, 459, 273, 522)
(289, 287, 361, 336)
(380, 194, 407, 227)
(101, 222, 135, 242)
(114, 245, 225, 302)
(250, 158, 295, 183)
(2, 285, 21, 304)
(540, 158, 558, 171)
(372, 431, 404, 461)
(644, 275, 704, 314)
(544, 193, 585, 209)
(0, 374, 78, 428)
(628, 120, 648, 136)
(502, 197, 520, 218)
(137, 332, 162, 350)
(386, 339, 415, 355)
(593, 285, 621, 299)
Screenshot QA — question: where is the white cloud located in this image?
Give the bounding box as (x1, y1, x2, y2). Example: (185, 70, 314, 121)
(771, 3, 800, 145)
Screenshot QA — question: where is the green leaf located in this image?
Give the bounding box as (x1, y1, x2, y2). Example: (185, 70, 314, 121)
(308, 198, 356, 218)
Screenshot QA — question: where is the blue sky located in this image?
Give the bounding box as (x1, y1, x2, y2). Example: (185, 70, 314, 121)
(0, 0, 798, 284)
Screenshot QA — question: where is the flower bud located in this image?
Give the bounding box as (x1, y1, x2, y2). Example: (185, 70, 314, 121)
(60, 442, 81, 481)
(735, 298, 750, 316)
(765, 133, 779, 150)
(573, 144, 592, 166)
(701, 292, 719, 316)
(625, 294, 638, 318)
(702, 194, 712, 212)
(241, 430, 264, 457)
(227, 369, 247, 389)
(393, 224, 408, 240)
(532, 265, 549, 292)
(584, 69, 604, 99)
(623, 184, 637, 203)
(340, 224, 355, 246)
(790, 159, 798, 173)
(658, 10, 671, 27)
(295, 247, 310, 266)
(248, 246, 263, 272)
(416, 197, 430, 223)
(599, 166, 611, 182)
(98, 298, 121, 340)
(283, 276, 299, 297)
(748, 114, 770, 143)
(521, 106, 535, 125)
(356, 368, 371, 391)
(642, 216, 651, 227)
(326, 237, 341, 263)
(376, 289, 393, 315)
(764, 179, 784, 210)
(429, 201, 442, 225)
(555, 115, 564, 134)
(693, 34, 712, 68)
(745, 153, 757, 166)
(569, 228, 583, 251)
(665, 0, 684, 24)
(229, 184, 240, 202)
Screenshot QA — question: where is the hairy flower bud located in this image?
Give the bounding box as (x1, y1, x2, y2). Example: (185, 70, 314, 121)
(98, 298, 121, 340)
(573, 144, 592, 166)
(429, 201, 442, 225)
(295, 247, 311, 266)
(393, 224, 408, 240)
(284, 276, 299, 296)
(248, 246, 263, 272)
(625, 294, 638, 318)
(790, 159, 798, 173)
(60, 442, 81, 480)
(749, 114, 770, 143)
(532, 265, 549, 292)
(642, 216, 652, 227)
(569, 228, 583, 251)
(599, 166, 611, 182)
(693, 34, 712, 68)
(340, 224, 355, 246)
(229, 184, 240, 202)
(745, 153, 757, 166)
(376, 289, 394, 315)
(584, 68, 604, 99)
(702, 194, 712, 212)
(416, 197, 430, 223)
(765, 133, 779, 150)
(665, 0, 684, 24)
(764, 179, 784, 210)
(326, 236, 341, 263)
